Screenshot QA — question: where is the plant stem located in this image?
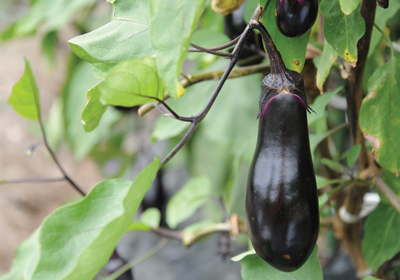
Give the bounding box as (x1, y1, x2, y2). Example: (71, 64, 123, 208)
(138, 63, 270, 116)
(102, 239, 168, 280)
(0, 177, 65, 184)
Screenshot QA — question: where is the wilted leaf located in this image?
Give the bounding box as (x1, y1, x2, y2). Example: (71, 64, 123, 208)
(360, 58, 400, 175)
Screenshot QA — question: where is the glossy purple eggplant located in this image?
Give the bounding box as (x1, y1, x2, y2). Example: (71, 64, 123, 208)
(275, 0, 319, 37)
(245, 21, 319, 272)
(246, 93, 319, 272)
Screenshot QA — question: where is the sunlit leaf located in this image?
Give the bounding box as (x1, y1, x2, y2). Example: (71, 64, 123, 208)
(149, 0, 207, 99)
(339, 0, 361, 15)
(2, 158, 160, 280)
(8, 58, 41, 121)
(99, 57, 164, 107)
(81, 83, 108, 132)
(69, 0, 154, 77)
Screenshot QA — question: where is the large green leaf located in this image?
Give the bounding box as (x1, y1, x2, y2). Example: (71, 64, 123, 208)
(166, 176, 212, 229)
(1, 158, 160, 280)
(99, 57, 164, 107)
(149, 0, 207, 99)
(316, 40, 339, 90)
(69, 0, 154, 78)
(261, 0, 310, 72)
(362, 203, 400, 272)
(368, 2, 400, 57)
(233, 246, 323, 280)
(8, 58, 41, 121)
(81, 83, 108, 132)
(2, 0, 97, 39)
(339, 0, 361, 15)
(360, 58, 400, 175)
(320, 0, 365, 67)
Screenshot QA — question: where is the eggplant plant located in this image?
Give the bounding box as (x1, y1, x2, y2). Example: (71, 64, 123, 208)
(1, 0, 400, 280)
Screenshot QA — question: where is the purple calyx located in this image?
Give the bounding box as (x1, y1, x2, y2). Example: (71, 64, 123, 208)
(260, 93, 306, 119)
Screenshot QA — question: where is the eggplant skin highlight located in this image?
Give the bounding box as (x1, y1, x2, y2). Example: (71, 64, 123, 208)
(275, 0, 319, 38)
(245, 93, 319, 272)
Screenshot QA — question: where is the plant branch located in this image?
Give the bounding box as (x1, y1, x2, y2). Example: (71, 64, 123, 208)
(188, 34, 241, 52)
(332, 0, 377, 276)
(150, 216, 248, 248)
(0, 177, 66, 184)
(102, 239, 168, 280)
(138, 63, 270, 116)
(189, 43, 232, 58)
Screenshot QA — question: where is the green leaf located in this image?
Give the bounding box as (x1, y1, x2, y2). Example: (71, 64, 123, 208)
(69, 0, 154, 73)
(339, 0, 361, 15)
(360, 58, 400, 175)
(235, 245, 323, 280)
(308, 86, 343, 126)
(368, 2, 400, 57)
(1, 158, 160, 280)
(81, 83, 108, 132)
(316, 40, 339, 90)
(99, 57, 164, 107)
(63, 62, 121, 160)
(315, 175, 349, 189)
(152, 79, 218, 141)
(261, 0, 311, 72)
(140, 207, 161, 228)
(380, 169, 400, 205)
(320, 0, 365, 67)
(346, 145, 361, 168)
(126, 221, 151, 232)
(8, 58, 41, 121)
(3, 0, 97, 39)
(363, 277, 383, 280)
(362, 203, 400, 272)
(149, 0, 207, 99)
(244, 0, 259, 23)
(321, 158, 347, 174)
(41, 31, 57, 66)
(166, 176, 211, 229)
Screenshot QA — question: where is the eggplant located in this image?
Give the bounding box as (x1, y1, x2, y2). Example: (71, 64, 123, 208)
(246, 21, 319, 272)
(275, 0, 319, 37)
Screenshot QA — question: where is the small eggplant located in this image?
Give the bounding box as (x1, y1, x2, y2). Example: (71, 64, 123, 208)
(246, 21, 319, 272)
(275, 0, 319, 37)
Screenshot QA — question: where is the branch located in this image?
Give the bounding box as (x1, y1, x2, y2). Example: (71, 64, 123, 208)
(102, 239, 168, 280)
(138, 63, 270, 116)
(188, 34, 241, 52)
(189, 43, 233, 58)
(150, 215, 248, 248)
(0, 177, 65, 184)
